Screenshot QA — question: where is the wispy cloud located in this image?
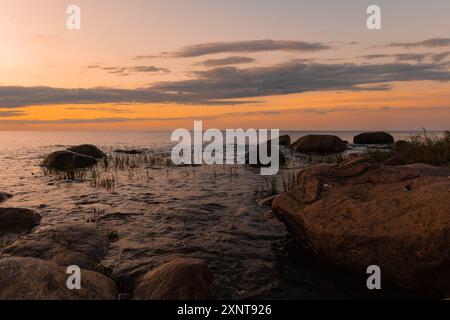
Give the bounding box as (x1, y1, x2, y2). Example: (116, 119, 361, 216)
(0, 115, 217, 124)
(198, 56, 255, 67)
(132, 55, 160, 60)
(388, 38, 450, 48)
(98, 65, 170, 76)
(360, 53, 429, 63)
(0, 110, 25, 117)
(172, 40, 331, 57)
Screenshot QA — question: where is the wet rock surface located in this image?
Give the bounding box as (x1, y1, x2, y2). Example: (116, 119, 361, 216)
(272, 156, 450, 295)
(132, 258, 215, 300)
(67, 144, 106, 159)
(0, 256, 117, 300)
(42, 150, 98, 170)
(2, 223, 110, 270)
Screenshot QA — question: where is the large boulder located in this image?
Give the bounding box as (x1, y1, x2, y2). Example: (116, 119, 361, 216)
(42, 150, 98, 170)
(2, 223, 109, 270)
(133, 258, 215, 300)
(354, 132, 394, 144)
(0, 192, 12, 204)
(289, 135, 347, 153)
(0, 208, 41, 234)
(272, 156, 450, 295)
(67, 144, 106, 159)
(0, 256, 117, 300)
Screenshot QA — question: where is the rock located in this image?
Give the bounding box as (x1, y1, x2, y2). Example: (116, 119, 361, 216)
(353, 132, 394, 145)
(67, 144, 106, 159)
(382, 154, 407, 166)
(2, 223, 109, 270)
(42, 150, 98, 170)
(272, 156, 450, 295)
(133, 258, 215, 300)
(245, 141, 286, 167)
(0, 208, 41, 234)
(114, 149, 145, 155)
(0, 256, 117, 300)
(289, 135, 347, 153)
(278, 135, 291, 146)
(0, 192, 12, 204)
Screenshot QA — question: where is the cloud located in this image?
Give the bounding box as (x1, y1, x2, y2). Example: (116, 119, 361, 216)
(172, 40, 331, 57)
(0, 110, 25, 117)
(1, 61, 450, 108)
(132, 55, 160, 60)
(432, 51, 450, 62)
(198, 56, 256, 67)
(388, 38, 450, 48)
(152, 61, 450, 101)
(360, 53, 429, 63)
(99, 65, 170, 76)
(0, 115, 217, 124)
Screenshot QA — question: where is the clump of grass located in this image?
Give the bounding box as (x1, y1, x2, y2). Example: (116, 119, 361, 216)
(281, 169, 300, 192)
(368, 131, 450, 166)
(90, 173, 117, 191)
(42, 167, 87, 181)
(262, 176, 279, 196)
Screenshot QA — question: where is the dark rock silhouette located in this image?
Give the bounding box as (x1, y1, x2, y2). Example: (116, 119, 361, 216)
(354, 132, 394, 145)
(289, 135, 346, 153)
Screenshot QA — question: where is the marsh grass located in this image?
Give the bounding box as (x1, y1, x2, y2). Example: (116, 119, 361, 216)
(368, 131, 450, 166)
(259, 168, 302, 197)
(42, 147, 172, 190)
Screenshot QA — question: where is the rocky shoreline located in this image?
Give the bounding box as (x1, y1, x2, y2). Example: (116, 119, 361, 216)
(1, 132, 449, 299)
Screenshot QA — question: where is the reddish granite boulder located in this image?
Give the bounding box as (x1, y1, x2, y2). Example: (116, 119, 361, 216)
(0, 256, 117, 300)
(272, 156, 450, 295)
(133, 258, 215, 300)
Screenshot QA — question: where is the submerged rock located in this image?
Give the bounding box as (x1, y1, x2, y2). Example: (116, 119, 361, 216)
(353, 132, 394, 145)
(0, 256, 117, 300)
(272, 156, 450, 295)
(42, 150, 98, 170)
(67, 144, 106, 159)
(2, 223, 109, 270)
(289, 135, 347, 153)
(133, 258, 215, 300)
(0, 208, 41, 234)
(0, 193, 12, 204)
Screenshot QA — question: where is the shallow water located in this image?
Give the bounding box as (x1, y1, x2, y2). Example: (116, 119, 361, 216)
(0, 130, 432, 299)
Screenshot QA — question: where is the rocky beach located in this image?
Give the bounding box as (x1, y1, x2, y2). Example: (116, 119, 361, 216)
(0, 130, 449, 300)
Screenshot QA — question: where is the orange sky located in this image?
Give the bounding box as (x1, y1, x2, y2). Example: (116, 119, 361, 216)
(1, 1, 450, 130)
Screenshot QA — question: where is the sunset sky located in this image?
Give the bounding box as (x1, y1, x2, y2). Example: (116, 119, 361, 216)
(1, 0, 450, 130)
